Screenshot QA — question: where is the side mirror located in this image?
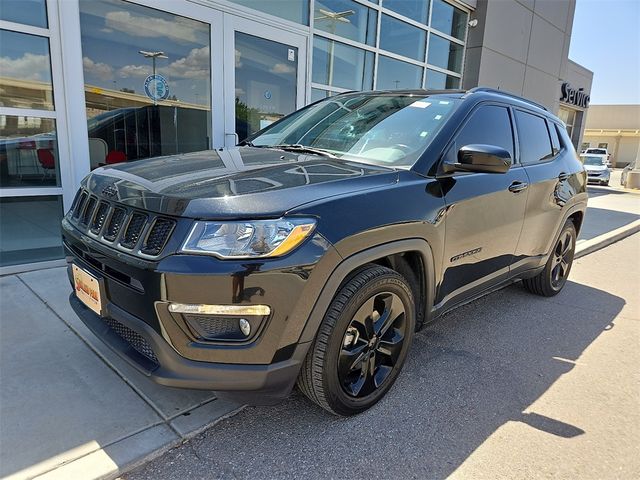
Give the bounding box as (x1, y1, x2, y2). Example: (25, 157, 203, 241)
(443, 144, 512, 174)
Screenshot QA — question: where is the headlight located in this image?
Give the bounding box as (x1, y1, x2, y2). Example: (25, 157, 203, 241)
(180, 218, 316, 258)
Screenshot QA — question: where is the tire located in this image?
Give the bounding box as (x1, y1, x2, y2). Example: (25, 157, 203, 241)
(297, 264, 416, 416)
(522, 220, 576, 297)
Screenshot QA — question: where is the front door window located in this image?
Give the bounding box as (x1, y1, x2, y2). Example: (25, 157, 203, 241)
(234, 32, 298, 141)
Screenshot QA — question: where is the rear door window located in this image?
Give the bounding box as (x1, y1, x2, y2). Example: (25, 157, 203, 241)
(515, 110, 554, 164)
(547, 120, 561, 155)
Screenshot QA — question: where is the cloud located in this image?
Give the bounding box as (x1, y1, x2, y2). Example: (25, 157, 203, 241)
(83, 56, 113, 78)
(118, 64, 149, 79)
(117, 46, 210, 80)
(235, 49, 242, 68)
(0, 53, 51, 81)
(270, 63, 295, 74)
(105, 11, 202, 43)
(162, 46, 209, 80)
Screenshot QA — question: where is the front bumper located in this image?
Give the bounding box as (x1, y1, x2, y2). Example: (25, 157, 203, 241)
(70, 293, 308, 403)
(587, 171, 610, 183)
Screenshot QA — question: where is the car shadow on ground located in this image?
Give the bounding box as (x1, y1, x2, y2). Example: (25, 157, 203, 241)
(579, 206, 640, 241)
(130, 280, 624, 479)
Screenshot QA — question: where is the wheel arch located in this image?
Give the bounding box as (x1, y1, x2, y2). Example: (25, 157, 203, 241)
(298, 238, 436, 344)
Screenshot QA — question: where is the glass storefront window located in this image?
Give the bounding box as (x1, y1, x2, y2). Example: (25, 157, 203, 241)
(426, 69, 460, 89)
(431, 0, 467, 40)
(234, 33, 298, 141)
(0, 195, 64, 267)
(0, 29, 54, 110)
(79, 0, 211, 167)
(0, 115, 59, 187)
(314, 0, 377, 46)
(311, 88, 330, 103)
(379, 14, 426, 61)
(0, 0, 48, 28)
(312, 36, 374, 90)
(228, 0, 310, 25)
(428, 33, 464, 73)
(376, 55, 423, 89)
(382, 0, 429, 24)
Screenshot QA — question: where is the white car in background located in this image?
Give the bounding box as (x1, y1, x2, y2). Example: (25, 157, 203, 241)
(583, 147, 612, 166)
(581, 154, 611, 186)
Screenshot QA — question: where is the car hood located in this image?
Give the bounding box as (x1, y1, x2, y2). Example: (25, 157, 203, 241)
(584, 164, 608, 172)
(83, 148, 399, 218)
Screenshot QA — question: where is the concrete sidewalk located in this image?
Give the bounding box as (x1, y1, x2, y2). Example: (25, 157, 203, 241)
(0, 185, 638, 480)
(0, 270, 241, 480)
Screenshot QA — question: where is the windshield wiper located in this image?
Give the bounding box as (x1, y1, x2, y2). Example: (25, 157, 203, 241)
(270, 144, 337, 158)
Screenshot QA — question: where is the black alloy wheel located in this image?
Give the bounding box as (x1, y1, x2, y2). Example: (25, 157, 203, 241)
(338, 292, 407, 398)
(550, 230, 574, 290)
(523, 220, 577, 297)
(297, 264, 415, 416)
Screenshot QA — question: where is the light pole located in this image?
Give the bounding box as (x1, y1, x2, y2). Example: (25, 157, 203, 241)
(315, 9, 354, 87)
(138, 50, 168, 104)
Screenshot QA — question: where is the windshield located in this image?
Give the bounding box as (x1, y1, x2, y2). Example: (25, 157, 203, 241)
(583, 156, 606, 166)
(587, 148, 606, 154)
(245, 93, 461, 167)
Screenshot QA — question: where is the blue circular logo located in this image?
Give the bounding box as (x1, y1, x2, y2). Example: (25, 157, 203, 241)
(144, 74, 169, 101)
(264, 90, 272, 100)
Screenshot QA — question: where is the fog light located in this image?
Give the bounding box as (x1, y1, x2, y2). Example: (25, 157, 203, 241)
(239, 318, 251, 337)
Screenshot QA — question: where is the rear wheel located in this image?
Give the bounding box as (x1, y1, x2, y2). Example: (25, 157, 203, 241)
(297, 265, 415, 416)
(523, 220, 576, 296)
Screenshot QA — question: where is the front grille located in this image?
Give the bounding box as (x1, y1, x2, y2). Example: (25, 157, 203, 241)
(80, 196, 98, 226)
(69, 188, 175, 257)
(103, 207, 127, 242)
(120, 212, 147, 249)
(102, 316, 159, 365)
(90, 201, 110, 234)
(141, 218, 176, 256)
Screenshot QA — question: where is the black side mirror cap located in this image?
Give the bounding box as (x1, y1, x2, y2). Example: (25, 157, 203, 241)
(443, 144, 513, 174)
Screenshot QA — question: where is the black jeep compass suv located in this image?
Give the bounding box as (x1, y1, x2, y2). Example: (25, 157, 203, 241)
(63, 88, 587, 415)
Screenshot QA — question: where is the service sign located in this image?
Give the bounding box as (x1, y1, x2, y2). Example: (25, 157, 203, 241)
(560, 82, 590, 108)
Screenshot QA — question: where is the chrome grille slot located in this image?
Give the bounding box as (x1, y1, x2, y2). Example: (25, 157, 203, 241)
(80, 196, 98, 226)
(90, 201, 110, 235)
(120, 212, 147, 249)
(141, 218, 175, 256)
(72, 191, 88, 219)
(103, 207, 127, 242)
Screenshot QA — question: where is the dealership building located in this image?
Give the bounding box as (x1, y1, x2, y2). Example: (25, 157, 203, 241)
(0, 0, 592, 272)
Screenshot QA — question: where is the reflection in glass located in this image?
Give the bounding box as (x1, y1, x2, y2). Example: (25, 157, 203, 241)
(431, 0, 467, 40)
(0, 116, 59, 187)
(427, 34, 464, 73)
(376, 55, 423, 90)
(227, 0, 310, 25)
(312, 36, 374, 90)
(0, 195, 64, 267)
(235, 33, 298, 141)
(426, 69, 460, 89)
(382, 0, 429, 24)
(79, 0, 211, 167)
(379, 14, 426, 61)
(0, 29, 54, 110)
(311, 88, 330, 103)
(314, 0, 377, 46)
(0, 0, 48, 28)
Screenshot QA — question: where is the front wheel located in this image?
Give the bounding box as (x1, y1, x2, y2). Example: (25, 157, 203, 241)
(523, 220, 576, 296)
(297, 265, 415, 416)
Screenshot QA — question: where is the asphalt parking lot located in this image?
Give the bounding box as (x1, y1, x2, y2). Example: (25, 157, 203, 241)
(127, 233, 640, 480)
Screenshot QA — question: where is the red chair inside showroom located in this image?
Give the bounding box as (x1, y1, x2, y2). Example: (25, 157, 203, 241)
(105, 150, 127, 164)
(37, 149, 56, 170)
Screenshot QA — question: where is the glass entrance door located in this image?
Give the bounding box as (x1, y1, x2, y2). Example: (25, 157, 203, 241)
(224, 17, 307, 146)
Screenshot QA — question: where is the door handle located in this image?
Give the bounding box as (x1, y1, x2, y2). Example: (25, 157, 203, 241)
(558, 172, 570, 181)
(508, 181, 529, 193)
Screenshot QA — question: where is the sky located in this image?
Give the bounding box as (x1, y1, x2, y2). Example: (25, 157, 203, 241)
(569, 0, 640, 105)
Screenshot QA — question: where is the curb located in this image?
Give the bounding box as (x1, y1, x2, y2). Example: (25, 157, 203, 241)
(575, 219, 640, 259)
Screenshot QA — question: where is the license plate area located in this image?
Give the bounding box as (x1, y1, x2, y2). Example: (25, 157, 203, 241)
(72, 264, 105, 316)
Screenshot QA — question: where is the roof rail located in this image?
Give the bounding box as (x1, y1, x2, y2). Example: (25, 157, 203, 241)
(467, 87, 548, 111)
